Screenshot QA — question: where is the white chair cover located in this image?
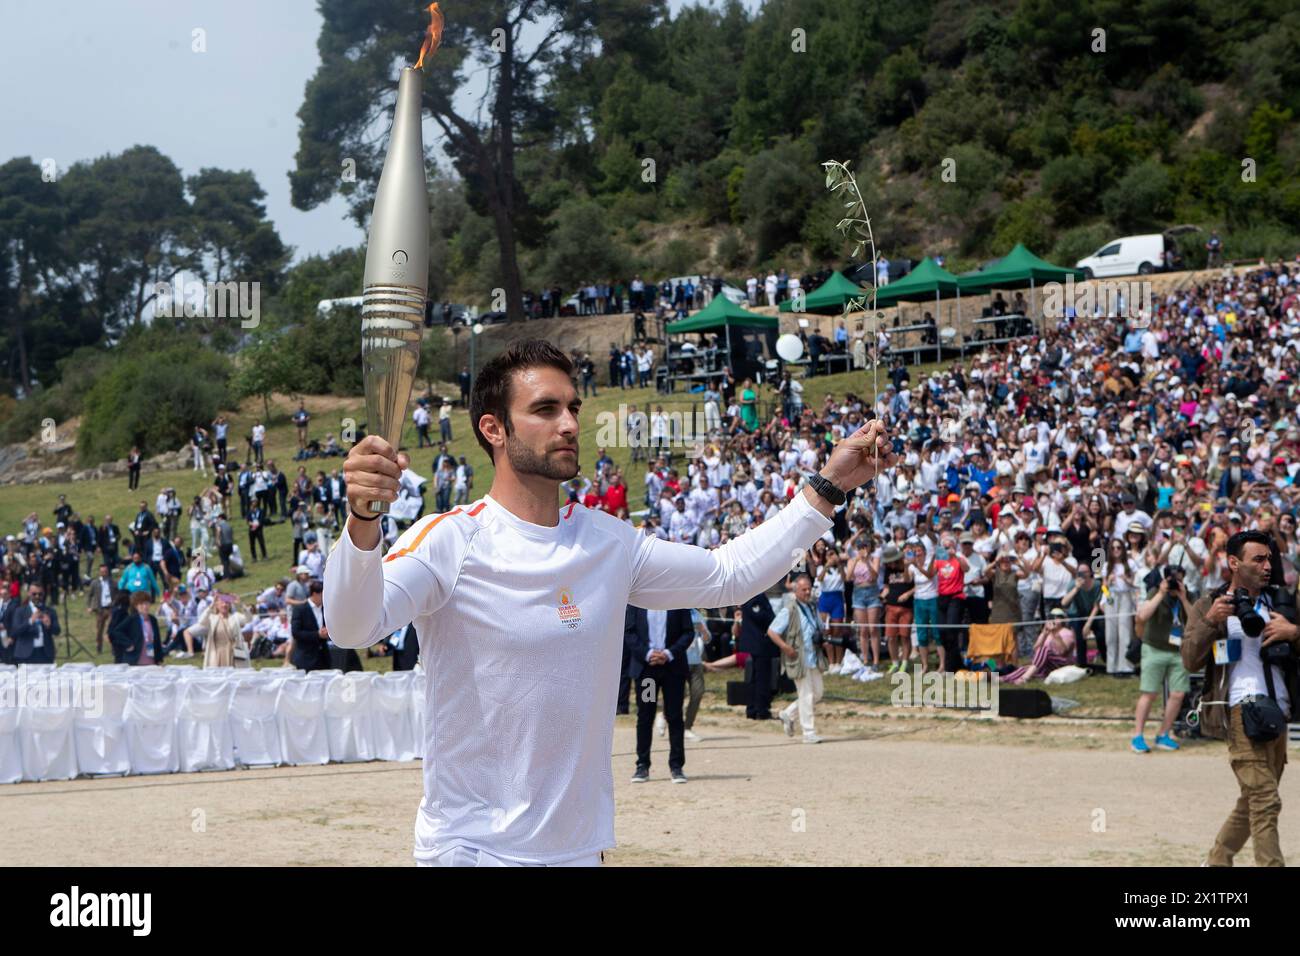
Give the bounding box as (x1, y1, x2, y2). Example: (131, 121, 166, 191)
(371, 671, 417, 762)
(276, 677, 329, 766)
(18, 675, 79, 781)
(230, 678, 284, 768)
(4, 664, 430, 780)
(410, 669, 425, 749)
(72, 677, 132, 776)
(126, 667, 172, 682)
(0, 675, 22, 784)
(176, 679, 236, 772)
(123, 680, 179, 774)
(323, 673, 375, 763)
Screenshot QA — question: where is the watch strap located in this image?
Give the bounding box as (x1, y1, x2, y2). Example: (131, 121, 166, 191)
(807, 473, 847, 506)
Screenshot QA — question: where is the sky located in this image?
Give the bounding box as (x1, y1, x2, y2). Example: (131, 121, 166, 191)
(1, 0, 760, 264)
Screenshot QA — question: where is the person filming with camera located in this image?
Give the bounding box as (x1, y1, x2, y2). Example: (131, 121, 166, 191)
(1184, 529, 1300, 867)
(1131, 566, 1193, 754)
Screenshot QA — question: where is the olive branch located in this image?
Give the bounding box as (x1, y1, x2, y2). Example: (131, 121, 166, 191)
(822, 158, 883, 481)
(822, 159, 877, 318)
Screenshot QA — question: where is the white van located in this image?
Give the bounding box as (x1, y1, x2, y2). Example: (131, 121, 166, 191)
(1075, 234, 1176, 278)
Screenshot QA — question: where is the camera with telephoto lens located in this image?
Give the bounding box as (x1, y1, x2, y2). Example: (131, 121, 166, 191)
(1232, 587, 1266, 637)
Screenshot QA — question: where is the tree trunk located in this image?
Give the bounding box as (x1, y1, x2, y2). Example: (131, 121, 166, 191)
(493, 18, 525, 323)
(14, 257, 31, 392)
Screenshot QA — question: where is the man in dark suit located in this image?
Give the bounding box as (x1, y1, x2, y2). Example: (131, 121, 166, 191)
(129, 501, 157, 556)
(616, 630, 633, 715)
(625, 604, 695, 784)
(79, 514, 100, 578)
(290, 581, 332, 671)
(98, 515, 122, 571)
(0, 589, 20, 665)
(272, 462, 290, 519)
(246, 503, 268, 562)
(328, 470, 348, 528)
(109, 591, 164, 666)
(10, 583, 59, 665)
(162, 536, 185, 588)
(393, 622, 420, 671)
(739, 585, 781, 720)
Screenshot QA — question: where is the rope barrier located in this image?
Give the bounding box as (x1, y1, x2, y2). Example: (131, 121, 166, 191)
(692, 609, 1132, 630)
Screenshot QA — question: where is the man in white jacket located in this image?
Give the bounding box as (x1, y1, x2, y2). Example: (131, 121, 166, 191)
(325, 339, 892, 867)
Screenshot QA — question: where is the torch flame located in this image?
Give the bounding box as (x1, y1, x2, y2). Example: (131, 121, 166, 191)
(414, 3, 444, 71)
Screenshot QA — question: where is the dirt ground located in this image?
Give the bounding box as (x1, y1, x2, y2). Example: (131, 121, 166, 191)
(5, 703, 1297, 866)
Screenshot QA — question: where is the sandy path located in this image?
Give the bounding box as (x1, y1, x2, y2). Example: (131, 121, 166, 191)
(4, 710, 1295, 866)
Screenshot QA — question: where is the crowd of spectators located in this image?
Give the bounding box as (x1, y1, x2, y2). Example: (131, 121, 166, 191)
(5, 259, 1300, 755)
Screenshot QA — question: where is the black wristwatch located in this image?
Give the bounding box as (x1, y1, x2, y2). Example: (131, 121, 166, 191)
(806, 473, 847, 506)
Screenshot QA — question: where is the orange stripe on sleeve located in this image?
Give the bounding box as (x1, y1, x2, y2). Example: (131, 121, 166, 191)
(380, 500, 487, 562)
(382, 508, 461, 562)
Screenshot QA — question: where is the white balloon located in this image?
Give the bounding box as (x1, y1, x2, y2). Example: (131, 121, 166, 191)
(775, 333, 804, 362)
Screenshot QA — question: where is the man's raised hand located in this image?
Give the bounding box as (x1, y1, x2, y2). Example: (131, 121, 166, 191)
(822, 419, 895, 490)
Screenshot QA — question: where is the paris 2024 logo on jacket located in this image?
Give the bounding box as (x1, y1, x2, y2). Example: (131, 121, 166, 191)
(556, 588, 582, 630)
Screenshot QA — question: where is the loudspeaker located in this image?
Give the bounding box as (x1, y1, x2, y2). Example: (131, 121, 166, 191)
(997, 687, 1052, 719)
(726, 681, 749, 707)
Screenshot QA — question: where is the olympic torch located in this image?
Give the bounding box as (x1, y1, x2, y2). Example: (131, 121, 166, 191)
(360, 3, 443, 513)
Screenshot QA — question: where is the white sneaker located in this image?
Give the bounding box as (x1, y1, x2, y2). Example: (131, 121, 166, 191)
(779, 712, 795, 737)
(827, 663, 842, 675)
(655, 716, 666, 738)
(684, 729, 701, 742)
(801, 734, 824, 744)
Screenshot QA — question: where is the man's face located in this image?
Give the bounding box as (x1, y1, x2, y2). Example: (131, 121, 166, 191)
(98, 566, 109, 578)
(794, 577, 813, 602)
(132, 553, 142, 564)
(1230, 542, 1272, 591)
(29, 587, 44, 605)
(493, 366, 582, 482)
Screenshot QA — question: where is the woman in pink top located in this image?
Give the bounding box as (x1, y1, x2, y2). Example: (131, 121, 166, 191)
(933, 533, 968, 671)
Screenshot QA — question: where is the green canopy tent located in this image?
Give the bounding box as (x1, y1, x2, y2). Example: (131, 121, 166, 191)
(956, 243, 1086, 336)
(666, 295, 778, 385)
(872, 257, 964, 362)
(777, 270, 870, 315)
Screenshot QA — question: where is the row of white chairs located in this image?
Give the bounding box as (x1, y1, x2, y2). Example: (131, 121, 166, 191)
(0, 665, 425, 783)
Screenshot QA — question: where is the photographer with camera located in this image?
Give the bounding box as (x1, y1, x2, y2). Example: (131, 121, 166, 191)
(1183, 529, 1300, 866)
(1131, 566, 1192, 754)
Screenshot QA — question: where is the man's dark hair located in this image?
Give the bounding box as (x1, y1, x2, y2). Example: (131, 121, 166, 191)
(469, 339, 574, 462)
(1227, 529, 1271, 558)
(309, 580, 323, 595)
